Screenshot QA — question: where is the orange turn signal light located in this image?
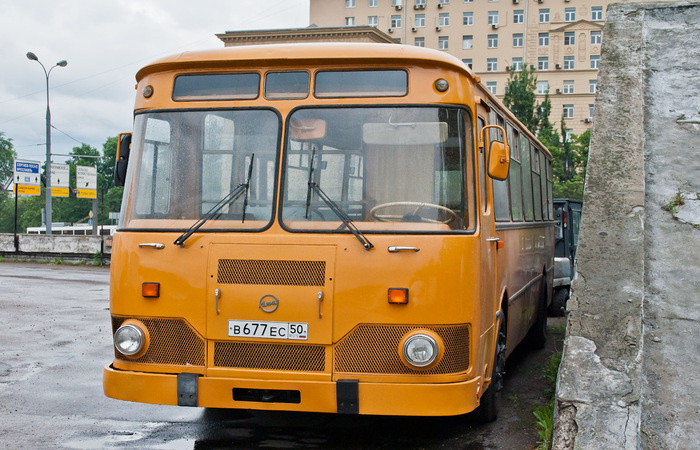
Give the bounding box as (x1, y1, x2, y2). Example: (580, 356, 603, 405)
(388, 288, 409, 304)
(142, 282, 160, 298)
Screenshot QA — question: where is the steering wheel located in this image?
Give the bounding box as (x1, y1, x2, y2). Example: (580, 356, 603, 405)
(370, 202, 457, 224)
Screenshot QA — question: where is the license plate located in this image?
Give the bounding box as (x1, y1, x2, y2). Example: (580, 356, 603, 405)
(228, 320, 308, 340)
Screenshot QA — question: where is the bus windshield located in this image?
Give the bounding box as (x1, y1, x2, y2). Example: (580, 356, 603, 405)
(281, 106, 474, 232)
(121, 109, 279, 230)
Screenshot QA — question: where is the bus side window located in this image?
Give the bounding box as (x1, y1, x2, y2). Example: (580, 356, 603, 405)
(135, 117, 173, 216)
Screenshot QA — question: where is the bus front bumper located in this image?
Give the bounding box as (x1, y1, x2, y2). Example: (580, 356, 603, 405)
(103, 364, 482, 416)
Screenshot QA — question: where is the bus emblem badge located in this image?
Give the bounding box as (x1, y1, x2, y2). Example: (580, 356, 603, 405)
(259, 295, 279, 313)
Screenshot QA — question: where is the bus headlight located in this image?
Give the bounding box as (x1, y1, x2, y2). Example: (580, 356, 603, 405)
(114, 321, 148, 357)
(400, 331, 443, 369)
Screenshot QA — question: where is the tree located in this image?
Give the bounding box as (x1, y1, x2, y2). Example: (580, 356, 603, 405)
(0, 132, 16, 188)
(98, 137, 123, 223)
(503, 65, 540, 133)
(551, 120, 589, 200)
(0, 133, 18, 233)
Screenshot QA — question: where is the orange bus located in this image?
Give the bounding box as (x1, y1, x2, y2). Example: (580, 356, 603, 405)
(104, 43, 553, 420)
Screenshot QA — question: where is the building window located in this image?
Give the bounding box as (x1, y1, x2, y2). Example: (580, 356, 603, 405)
(369, 0, 378, 6)
(589, 104, 595, 118)
(391, 15, 402, 28)
(488, 34, 498, 48)
(416, 0, 426, 5)
(539, 33, 549, 46)
(563, 80, 574, 94)
(591, 30, 602, 44)
(563, 104, 574, 119)
(463, 12, 473, 25)
(538, 57, 549, 70)
(564, 32, 575, 45)
(439, 36, 449, 50)
(565, 8, 576, 22)
(487, 58, 498, 72)
(591, 55, 600, 69)
(513, 33, 523, 47)
(346, 0, 355, 8)
(346, 17, 355, 25)
(464, 0, 473, 3)
(589, 79, 597, 93)
(539, 9, 550, 23)
(592, 6, 603, 21)
(415, 14, 425, 27)
(463, 35, 473, 49)
(439, 0, 450, 4)
(564, 56, 575, 70)
(512, 57, 523, 71)
(439, 13, 450, 27)
(392, 0, 403, 6)
(368, 16, 378, 27)
(488, 11, 499, 26)
(463, 59, 472, 68)
(415, 37, 425, 47)
(487, 82, 497, 95)
(514, 9, 524, 24)
(537, 81, 549, 95)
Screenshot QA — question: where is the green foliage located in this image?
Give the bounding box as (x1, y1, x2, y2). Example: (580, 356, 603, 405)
(502, 71, 590, 202)
(534, 400, 555, 450)
(503, 65, 540, 133)
(0, 132, 17, 187)
(533, 350, 563, 450)
(664, 189, 685, 214)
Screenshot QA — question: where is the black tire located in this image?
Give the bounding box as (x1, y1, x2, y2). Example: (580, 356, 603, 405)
(548, 287, 568, 317)
(528, 280, 548, 349)
(473, 312, 506, 423)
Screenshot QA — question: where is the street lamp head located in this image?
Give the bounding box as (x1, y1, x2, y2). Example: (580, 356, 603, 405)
(26, 51, 38, 61)
(57, 60, 68, 67)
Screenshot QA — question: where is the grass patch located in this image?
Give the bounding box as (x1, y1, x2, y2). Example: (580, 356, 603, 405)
(534, 350, 563, 450)
(664, 189, 685, 214)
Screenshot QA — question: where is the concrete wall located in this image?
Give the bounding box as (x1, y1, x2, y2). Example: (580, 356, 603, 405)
(553, 2, 700, 448)
(0, 233, 111, 263)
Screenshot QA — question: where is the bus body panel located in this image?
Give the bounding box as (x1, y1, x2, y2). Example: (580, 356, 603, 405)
(105, 43, 553, 417)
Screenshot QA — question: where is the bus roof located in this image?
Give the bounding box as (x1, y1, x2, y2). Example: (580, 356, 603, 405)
(135, 43, 477, 82)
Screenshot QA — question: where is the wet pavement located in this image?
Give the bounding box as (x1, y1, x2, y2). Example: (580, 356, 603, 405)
(0, 262, 562, 449)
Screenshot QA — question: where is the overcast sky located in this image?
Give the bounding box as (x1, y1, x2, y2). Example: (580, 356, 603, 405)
(0, 0, 310, 163)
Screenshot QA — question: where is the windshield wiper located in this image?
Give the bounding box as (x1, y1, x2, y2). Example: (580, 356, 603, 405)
(308, 183, 373, 250)
(174, 154, 255, 247)
(304, 146, 373, 251)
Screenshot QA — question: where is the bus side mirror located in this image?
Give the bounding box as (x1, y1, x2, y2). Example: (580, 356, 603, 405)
(482, 125, 510, 181)
(488, 141, 510, 180)
(114, 132, 132, 187)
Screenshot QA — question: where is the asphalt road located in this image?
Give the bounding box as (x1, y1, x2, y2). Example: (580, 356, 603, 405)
(0, 262, 563, 449)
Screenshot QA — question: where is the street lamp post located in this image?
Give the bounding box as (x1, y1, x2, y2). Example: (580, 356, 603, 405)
(26, 52, 67, 235)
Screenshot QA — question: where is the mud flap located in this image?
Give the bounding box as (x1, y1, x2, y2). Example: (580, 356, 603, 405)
(337, 379, 359, 414)
(177, 373, 201, 407)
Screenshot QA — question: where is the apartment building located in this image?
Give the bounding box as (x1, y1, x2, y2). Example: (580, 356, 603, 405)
(310, 0, 631, 137)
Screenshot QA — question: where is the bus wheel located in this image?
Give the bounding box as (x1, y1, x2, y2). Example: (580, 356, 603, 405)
(528, 281, 548, 349)
(474, 312, 506, 423)
(548, 288, 568, 317)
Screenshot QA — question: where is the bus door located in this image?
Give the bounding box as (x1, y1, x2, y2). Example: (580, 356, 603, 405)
(476, 105, 500, 371)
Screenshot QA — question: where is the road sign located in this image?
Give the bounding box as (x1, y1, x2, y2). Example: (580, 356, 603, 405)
(51, 163, 70, 197)
(13, 159, 41, 196)
(76, 166, 97, 199)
